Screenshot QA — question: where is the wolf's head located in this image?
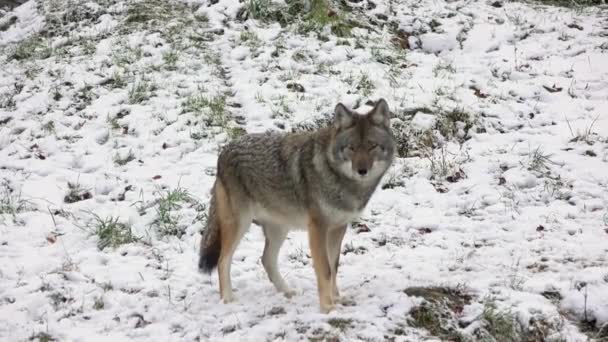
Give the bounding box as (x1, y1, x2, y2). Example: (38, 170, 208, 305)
(327, 99, 396, 183)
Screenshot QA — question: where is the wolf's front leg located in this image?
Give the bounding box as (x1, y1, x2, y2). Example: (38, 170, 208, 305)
(327, 225, 347, 301)
(308, 218, 334, 313)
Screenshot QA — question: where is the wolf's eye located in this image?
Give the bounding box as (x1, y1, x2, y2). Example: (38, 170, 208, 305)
(368, 143, 379, 151)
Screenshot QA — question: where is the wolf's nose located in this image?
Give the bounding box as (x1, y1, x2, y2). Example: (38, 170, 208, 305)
(358, 169, 368, 176)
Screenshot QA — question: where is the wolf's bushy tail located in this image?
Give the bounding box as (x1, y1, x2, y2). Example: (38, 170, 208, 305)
(199, 182, 221, 273)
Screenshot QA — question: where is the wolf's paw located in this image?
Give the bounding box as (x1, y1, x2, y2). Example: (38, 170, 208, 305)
(282, 288, 297, 299)
(221, 294, 234, 304)
(336, 295, 355, 306)
(320, 302, 335, 314)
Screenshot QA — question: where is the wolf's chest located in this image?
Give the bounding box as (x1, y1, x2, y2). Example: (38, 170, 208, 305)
(318, 199, 364, 227)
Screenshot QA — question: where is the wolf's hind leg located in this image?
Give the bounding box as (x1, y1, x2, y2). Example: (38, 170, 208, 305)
(261, 225, 295, 297)
(218, 217, 250, 302)
(216, 181, 251, 303)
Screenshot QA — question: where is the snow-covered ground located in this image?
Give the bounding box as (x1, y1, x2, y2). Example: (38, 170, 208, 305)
(1, 0, 607, 340)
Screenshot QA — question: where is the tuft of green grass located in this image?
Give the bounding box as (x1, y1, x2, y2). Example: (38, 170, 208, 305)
(356, 72, 375, 97)
(287, 245, 309, 265)
(106, 70, 127, 89)
(0, 90, 17, 110)
(580, 320, 608, 341)
(291, 50, 309, 63)
(525, 146, 558, 173)
(162, 50, 179, 70)
(194, 12, 210, 23)
(0, 182, 31, 217)
(409, 303, 443, 333)
(9, 35, 52, 61)
(125, 0, 170, 25)
(246, 0, 288, 25)
(479, 300, 522, 342)
(433, 60, 456, 77)
(128, 80, 154, 104)
(254, 91, 265, 104)
(75, 84, 94, 104)
(436, 108, 473, 141)
(427, 146, 458, 181)
(64, 181, 93, 204)
(308, 327, 340, 342)
(202, 49, 221, 67)
(408, 303, 468, 341)
(152, 187, 197, 237)
(80, 39, 97, 55)
(240, 30, 262, 51)
(327, 318, 354, 331)
(243, 0, 353, 37)
(405, 285, 472, 314)
(532, 0, 606, 7)
(182, 94, 208, 114)
(524, 315, 565, 342)
(50, 85, 62, 101)
(28, 332, 56, 342)
(23, 63, 42, 79)
(270, 95, 292, 119)
(189, 131, 207, 140)
(113, 150, 136, 166)
(543, 174, 572, 200)
(271, 38, 286, 57)
(381, 165, 411, 190)
(298, 0, 352, 37)
(107, 115, 121, 130)
(342, 241, 367, 255)
(123, 0, 208, 47)
(93, 296, 105, 310)
(88, 214, 136, 250)
(41, 121, 56, 134)
(226, 126, 247, 140)
(247, 0, 272, 19)
(182, 94, 227, 126)
(100, 281, 114, 292)
(370, 46, 407, 68)
(112, 45, 143, 67)
(404, 285, 472, 341)
(566, 115, 599, 145)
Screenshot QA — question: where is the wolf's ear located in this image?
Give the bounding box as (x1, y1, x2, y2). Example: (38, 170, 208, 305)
(370, 98, 390, 128)
(334, 103, 353, 129)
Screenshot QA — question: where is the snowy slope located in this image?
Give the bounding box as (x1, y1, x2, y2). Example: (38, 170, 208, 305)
(1, 0, 607, 341)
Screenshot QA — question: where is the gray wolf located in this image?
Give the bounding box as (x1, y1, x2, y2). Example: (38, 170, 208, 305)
(198, 99, 396, 313)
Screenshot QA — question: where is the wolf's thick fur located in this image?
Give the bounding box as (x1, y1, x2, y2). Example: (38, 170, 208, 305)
(199, 99, 396, 312)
